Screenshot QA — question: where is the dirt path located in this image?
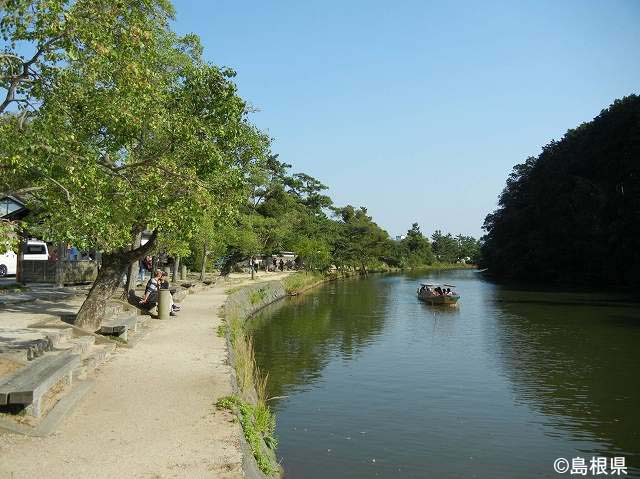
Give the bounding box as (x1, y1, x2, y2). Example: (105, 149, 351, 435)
(0, 273, 288, 479)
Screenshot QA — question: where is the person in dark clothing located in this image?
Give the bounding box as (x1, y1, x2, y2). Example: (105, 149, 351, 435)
(139, 269, 163, 309)
(278, 259, 284, 271)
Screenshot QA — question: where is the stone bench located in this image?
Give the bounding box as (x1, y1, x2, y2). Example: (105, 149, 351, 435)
(0, 351, 81, 417)
(99, 314, 139, 341)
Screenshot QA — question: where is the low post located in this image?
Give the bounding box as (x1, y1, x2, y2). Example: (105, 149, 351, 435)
(180, 264, 187, 281)
(158, 289, 171, 320)
(172, 256, 180, 283)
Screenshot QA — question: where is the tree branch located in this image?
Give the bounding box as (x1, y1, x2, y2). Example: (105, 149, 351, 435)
(45, 176, 72, 202)
(0, 186, 45, 197)
(0, 35, 64, 114)
(123, 229, 158, 262)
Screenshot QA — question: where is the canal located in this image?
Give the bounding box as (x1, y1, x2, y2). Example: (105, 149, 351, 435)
(250, 271, 640, 478)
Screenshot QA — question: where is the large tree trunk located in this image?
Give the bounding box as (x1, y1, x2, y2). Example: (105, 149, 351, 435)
(360, 260, 368, 277)
(124, 232, 142, 300)
(16, 236, 26, 285)
(74, 252, 130, 331)
(74, 230, 157, 331)
(55, 242, 65, 287)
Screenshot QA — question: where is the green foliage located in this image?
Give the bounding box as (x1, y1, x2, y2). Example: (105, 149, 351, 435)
(1, 0, 261, 257)
(0, 220, 18, 254)
(249, 287, 268, 305)
(293, 237, 331, 272)
(0, 283, 29, 292)
(216, 324, 226, 338)
(482, 95, 640, 285)
(431, 230, 459, 263)
(332, 205, 389, 272)
(401, 223, 434, 267)
(282, 271, 324, 295)
(216, 395, 278, 475)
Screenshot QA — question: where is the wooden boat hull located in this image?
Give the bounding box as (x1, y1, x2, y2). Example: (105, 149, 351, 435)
(418, 292, 460, 305)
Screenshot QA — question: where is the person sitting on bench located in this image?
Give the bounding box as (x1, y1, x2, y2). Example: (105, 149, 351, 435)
(139, 269, 163, 310)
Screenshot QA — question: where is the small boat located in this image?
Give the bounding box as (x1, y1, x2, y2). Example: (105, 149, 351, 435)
(417, 283, 460, 306)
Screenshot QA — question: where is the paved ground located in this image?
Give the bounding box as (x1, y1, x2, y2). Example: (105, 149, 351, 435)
(0, 271, 289, 479)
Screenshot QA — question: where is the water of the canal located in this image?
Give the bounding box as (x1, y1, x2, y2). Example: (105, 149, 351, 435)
(251, 270, 640, 478)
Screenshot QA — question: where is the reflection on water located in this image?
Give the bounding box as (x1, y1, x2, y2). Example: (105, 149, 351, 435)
(251, 271, 640, 478)
(491, 288, 640, 463)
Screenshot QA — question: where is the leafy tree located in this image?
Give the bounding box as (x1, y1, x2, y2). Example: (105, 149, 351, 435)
(0, 0, 266, 329)
(286, 173, 333, 214)
(456, 234, 481, 264)
(294, 237, 331, 272)
(401, 223, 434, 267)
(0, 220, 18, 254)
(332, 206, 389, 274)
(431, 230, 458, 263)
(482, 95, 640, 285)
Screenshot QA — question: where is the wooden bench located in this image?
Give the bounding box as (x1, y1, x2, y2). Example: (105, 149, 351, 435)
(0, 351, 81, 417)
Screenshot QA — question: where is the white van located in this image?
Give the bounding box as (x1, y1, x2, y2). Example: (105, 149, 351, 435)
(23, 240, 49, 261)
(0, 241, 49, 277)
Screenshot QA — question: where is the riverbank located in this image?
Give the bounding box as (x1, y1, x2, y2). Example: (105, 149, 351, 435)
(0, 272, 291, 479)
(219, 271, 346, 478)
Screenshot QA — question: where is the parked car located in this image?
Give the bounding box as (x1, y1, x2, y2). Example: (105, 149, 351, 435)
(0, 251, 17, 276)
(23, 240, 49, 261)
(0, 240, 50, 277)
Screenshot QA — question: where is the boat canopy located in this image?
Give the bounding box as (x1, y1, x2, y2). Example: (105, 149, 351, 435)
(420, 283, 456, 288)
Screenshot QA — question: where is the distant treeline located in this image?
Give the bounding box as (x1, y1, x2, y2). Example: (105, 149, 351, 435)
(481, 95, 640, 286)
(197, 151, 482, 275)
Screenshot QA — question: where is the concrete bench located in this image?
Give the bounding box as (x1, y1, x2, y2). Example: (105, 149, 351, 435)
(0, 351, 81, 417)
(99, 314, 138, 341)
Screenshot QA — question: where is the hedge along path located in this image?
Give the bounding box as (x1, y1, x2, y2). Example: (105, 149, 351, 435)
(0, 273, 290, 479)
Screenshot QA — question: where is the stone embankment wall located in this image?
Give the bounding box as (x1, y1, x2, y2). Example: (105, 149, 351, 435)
(224, 281, 287, 325)
(223, 281, 288, 479)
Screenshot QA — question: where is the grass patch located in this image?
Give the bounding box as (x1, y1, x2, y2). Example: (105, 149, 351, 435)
(408, 262, 476, 271)
(217, 395, 278, 475)
(281, 272, 324, 295)
(249, 287, 268, 305)
(0, 283, 29, 292)
(216, 324, 226, 337)
(107, 335, 128, 344)
(223, 285, 283, 475)
(225, 286, 243, 295)
(232, 333, 258, 394)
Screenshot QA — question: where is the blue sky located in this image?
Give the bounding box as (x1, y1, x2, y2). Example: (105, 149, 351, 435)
(172, 0, 639, 238)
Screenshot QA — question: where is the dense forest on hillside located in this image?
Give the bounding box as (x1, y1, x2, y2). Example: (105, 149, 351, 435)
(481, 95, 640, 286)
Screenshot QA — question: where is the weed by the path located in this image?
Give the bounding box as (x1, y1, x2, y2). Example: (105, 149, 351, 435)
(216, 324, 226, 337)
(216, 395, 278, 475)
(249, 287, 267, 305)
